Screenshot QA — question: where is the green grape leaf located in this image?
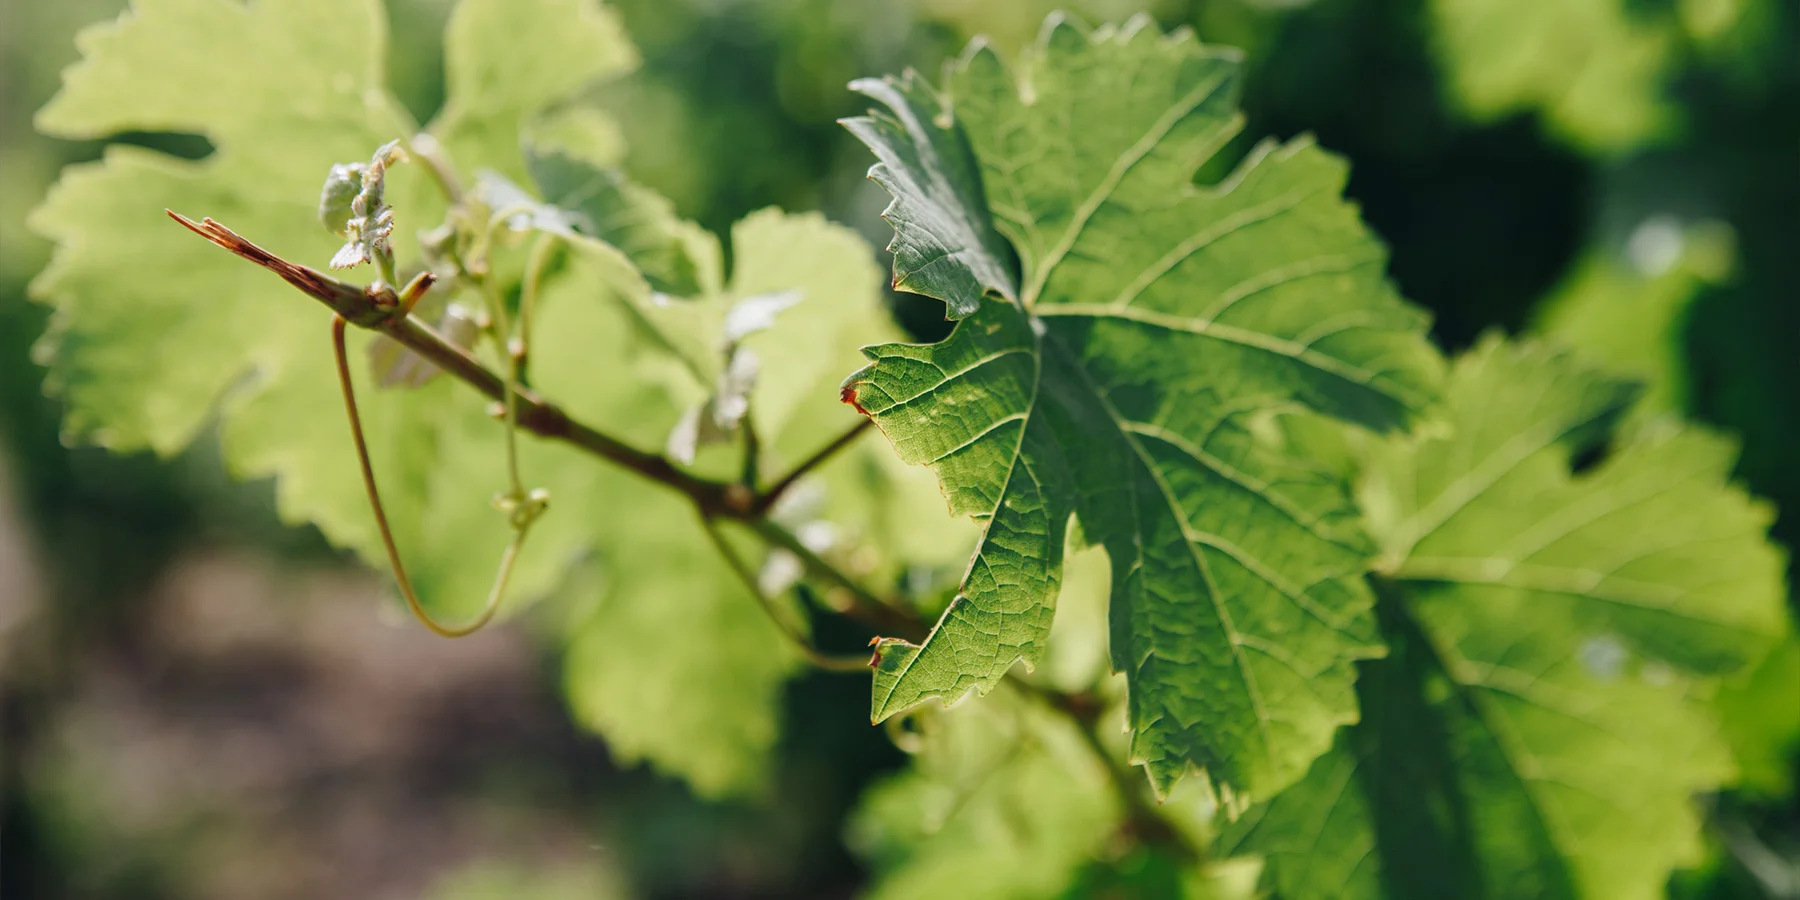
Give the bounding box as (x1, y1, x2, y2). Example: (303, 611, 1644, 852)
(842, 16, 1442, 801)
(1222, 337, 1792, 899)
(840, 72, 1017, 320)
(1430, 0, 1678, 153)
(848, 698, 1121, 900)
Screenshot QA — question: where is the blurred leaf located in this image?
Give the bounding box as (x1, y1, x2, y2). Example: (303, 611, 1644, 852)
(848, 697, 1120, 900)
(432, 0, 637, 179)
(528, 148, 720, 297)
(1429, 0, 1678, 153)
(549, 208, 932, 796)
(33, 0, 446, 570)
(560, 487, 806, 798)
(1532, 217, 1735, 416)
(24, 0, 890, 798)
(842, 15, 1442, 801)
(1714, 636, 1800, 798)
(1223, 337, 1792, 899)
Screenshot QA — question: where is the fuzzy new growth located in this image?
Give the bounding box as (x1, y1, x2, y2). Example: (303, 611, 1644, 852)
(323, 140, 406, 275)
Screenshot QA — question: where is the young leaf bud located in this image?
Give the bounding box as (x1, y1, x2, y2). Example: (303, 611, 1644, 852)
(318, 162, 366, 236)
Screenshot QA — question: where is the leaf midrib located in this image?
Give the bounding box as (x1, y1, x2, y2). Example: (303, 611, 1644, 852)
(1035, 303, 1421, 410)
(1039, 330, 1281, 781)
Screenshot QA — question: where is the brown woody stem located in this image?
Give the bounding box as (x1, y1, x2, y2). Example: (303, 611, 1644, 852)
(167, 211, 746, 518)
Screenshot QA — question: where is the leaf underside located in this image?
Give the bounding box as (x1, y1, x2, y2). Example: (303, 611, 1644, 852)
(843, 15, 1443, 801)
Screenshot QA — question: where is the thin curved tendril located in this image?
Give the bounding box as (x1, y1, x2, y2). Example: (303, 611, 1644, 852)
(332, 315, 520, 637)
(699, 516, 871, 673)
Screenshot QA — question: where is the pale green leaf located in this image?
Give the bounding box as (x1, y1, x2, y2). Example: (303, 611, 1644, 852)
(560, 495, 804, 798)
(1367, 338, 1785, 676)
(28, 0, 636, 616)
(1224, 337, 1791, 899)
(24, 0, 838, 796)
(31, 0, 435, 558)
(523, 106, 628, 170)
(843, 16, 1442, 801)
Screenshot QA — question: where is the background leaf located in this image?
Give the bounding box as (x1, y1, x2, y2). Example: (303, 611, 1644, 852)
(847, 697, 1120, 900)
(1429, 0, 1677, 153)
(1224, 337, 1791, 899)
(433, 0, 637, 179)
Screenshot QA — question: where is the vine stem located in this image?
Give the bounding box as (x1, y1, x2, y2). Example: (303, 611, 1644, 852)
(167, 211, 744, 517)
(700, 516, 872, 672)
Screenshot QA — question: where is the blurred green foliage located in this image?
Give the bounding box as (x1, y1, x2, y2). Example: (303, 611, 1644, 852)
(3, 0, 1796, 898)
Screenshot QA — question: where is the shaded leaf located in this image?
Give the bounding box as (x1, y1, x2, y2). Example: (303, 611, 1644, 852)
(841, 72, 1017, 320)
(1223, 337, 1791, 899)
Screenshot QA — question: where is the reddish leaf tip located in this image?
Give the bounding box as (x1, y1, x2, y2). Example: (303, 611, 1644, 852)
(840, 383, 871, 416)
